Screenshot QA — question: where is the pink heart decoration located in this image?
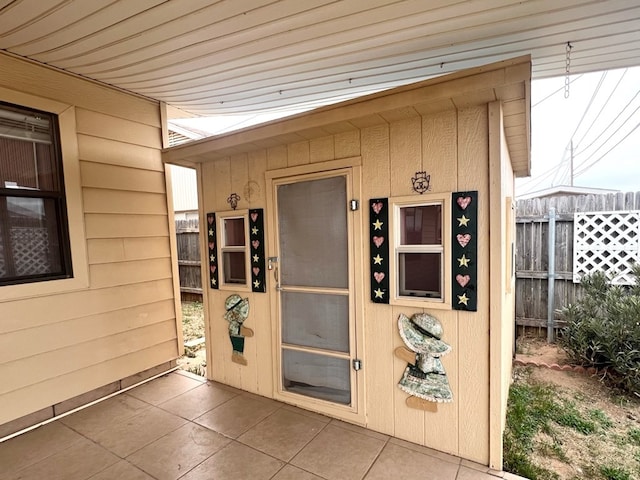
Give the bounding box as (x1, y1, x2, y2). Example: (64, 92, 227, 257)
(373, 236, 385, 248)
(208, 242, 215, 250)
(210, 265, 217, 273)
(373, 272, 385, 283)
(251, 240, 260, 249)
(252, 267, 260, 276)
(207, 216, 214, 225)
(456, 274, 471, 287)
(457, 196, 472, 210)
(250, 213, 258, 222)
(457, 233, 471, 248)
(372, 202, 383, 215)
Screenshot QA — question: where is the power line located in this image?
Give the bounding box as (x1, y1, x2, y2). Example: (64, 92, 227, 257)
(532, 75, 584, 108)
(573, 69, 627, 149)
(574, 120, 640, 177)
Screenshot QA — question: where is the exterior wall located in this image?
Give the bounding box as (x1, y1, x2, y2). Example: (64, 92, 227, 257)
(0, 54, 181, 428)
(199, 105, 498, 464)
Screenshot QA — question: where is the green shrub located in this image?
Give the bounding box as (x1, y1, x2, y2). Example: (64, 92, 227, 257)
(560, 265, 640, 394)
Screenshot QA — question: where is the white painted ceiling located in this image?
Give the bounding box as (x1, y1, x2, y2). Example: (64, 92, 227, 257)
(1, 0, 639, 117)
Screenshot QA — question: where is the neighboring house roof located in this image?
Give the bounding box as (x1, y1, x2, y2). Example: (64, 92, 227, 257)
(0, 2, 638, 118)
(516, 185, 620, 200)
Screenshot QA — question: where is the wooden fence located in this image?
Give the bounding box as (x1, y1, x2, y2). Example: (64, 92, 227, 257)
(175, 219, 202, 301)
(515, 191, 640, 339)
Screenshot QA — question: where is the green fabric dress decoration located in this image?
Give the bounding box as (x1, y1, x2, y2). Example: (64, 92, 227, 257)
(397, 313, 453, 403)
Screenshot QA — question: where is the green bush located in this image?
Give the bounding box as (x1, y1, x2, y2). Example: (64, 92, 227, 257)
(560, 264, 640, 394)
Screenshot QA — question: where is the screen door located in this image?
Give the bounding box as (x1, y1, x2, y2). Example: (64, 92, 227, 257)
(273, 172, 355, 406)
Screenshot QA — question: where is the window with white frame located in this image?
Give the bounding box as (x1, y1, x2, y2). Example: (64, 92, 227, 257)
(219, 212, 249, 287)
(0, 101, 72, 286)
(393, 199, 445, 302)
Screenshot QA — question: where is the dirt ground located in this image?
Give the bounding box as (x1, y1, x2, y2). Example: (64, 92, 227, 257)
(514, 336, 640, 480)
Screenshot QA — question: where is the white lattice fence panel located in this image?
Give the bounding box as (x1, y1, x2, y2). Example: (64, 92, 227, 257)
(11, 227, 51, 276)
(573, 211, 640, 285)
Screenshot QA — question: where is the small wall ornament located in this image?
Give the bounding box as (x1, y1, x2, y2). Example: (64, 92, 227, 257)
(227, 192, 241, 210)
(395, 312, 453, 410)
(411, 171, 431, 194)
(224, 294, 254, 365)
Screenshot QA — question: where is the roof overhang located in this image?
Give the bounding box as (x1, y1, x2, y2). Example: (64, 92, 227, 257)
(163, 56, 531, 177)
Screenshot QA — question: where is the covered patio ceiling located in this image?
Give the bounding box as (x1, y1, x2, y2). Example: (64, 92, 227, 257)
(1, 1, 639, 118)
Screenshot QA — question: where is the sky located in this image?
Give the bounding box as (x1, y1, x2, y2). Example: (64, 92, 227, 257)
(172, 66, 640, 197)
(517, 66, 640, 196)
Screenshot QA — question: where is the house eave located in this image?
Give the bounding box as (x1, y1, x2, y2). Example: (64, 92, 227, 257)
(162, 56, 531, 177)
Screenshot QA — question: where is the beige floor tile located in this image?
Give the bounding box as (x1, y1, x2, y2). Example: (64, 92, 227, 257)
(389, 436, 462, 465)
(87, 460, 155, 480)
(238, 408, 326, 461)
(291, 424, 386, 480)
(330, 419, 390, 441)
(127, 422, 231, 480)
(457, 465, 500, 479)
(127, 372, 204, 405)
(180, 442, 284, 480)
(364, 442, 459, 480)
(0, 422, 83, 477)
(159, 382, 238, 420)
(194, 394, 281, 438)
(90, 405, 187, 457)
(4, 437, 118, 480)
(280, 404, 332, 423)
(272, 465, 325, 480)
(61, 394, 149, 438)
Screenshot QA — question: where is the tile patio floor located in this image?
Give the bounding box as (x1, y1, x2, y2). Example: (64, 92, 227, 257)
(0, 371, 525, 480)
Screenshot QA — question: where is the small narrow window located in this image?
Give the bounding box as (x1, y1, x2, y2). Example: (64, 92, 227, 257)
(395, 203, 443, 300)
(219, 213, 248, 286)
(0, 101, 72, 286)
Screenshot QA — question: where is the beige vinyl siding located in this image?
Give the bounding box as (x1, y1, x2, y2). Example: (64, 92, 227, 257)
(0, 53, 179, 426)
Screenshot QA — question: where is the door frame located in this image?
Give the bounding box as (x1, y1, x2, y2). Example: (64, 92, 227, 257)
(265, 157, 365, 424)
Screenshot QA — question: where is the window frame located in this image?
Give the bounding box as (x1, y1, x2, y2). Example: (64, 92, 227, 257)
(0, 92, 88, 302)
(0, 101, 73, 286)
(217, 209, 251, 291)
(389, 194, 451, 309)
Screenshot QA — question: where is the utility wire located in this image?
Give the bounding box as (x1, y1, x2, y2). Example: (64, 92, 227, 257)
(573, 69, 627, 149)
(532, 74, 584, 108)
(574, 120, 640, 177)
(568, 72, 607, 143)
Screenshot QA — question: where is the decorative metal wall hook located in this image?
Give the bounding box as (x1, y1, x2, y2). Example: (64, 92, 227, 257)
(227, 193, 241, 210)
(411, 171, 431, 194)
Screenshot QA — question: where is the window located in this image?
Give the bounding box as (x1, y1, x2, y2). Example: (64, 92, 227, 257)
(391, 195, 449, 306)
(0, 102, 72, 286)
(219, 212, 249, 287)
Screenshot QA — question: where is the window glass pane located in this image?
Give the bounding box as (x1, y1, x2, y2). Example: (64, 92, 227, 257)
(399, 252, 441, 298)
(400, 205, 441, 245)
(0, 196, 62, 279)
(222, 251, 246, 284)
(282, 291, 349, 352)
(278, 176, 348, 288)
(224, 217, 245, 246)
(282, 349, 351, 405)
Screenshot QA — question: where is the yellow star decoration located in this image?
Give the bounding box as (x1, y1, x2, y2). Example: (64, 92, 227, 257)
(209, 228, 214, 236)
(457, 215, 470, 227)
(251, 226, 259, 235)
(372, 219, 384, 230)
(253, 279, 261, 289)
(373, 254, 383, 265)
(253, 254, 260, 263)
(374, 288, 385, 299)
(457, 254, 470, 267)
(211, 278, 217, 286)
(210, 254, 216, 262)
(457, 293, 469, 306)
